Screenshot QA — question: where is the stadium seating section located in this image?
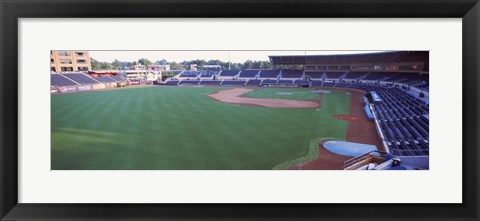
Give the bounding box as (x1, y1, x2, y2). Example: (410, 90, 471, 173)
(199, 70, 218, 78)
(63, 73, 99, 84)
(325, 72, 345, 79)
(51, 73, 127, 87)
(94, 76, 117, 83)
(344, 72, 369, 79)
(305, 72, 324, 79)
(245, 79, 262, 86)
(51, 74, 78, 86)
(219, 70, 240, 76)
(110, 75, 126, 82)
(239, 70, 260, 78)
(179, 71, 200, 78)
(258, 70, 280, 78)
(281, 70, 303, 78)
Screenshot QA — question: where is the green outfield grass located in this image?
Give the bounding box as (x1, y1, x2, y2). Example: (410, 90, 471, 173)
(51, 86, 350, 170)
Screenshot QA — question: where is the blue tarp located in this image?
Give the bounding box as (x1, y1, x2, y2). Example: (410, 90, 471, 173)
(324, 141, 378, 157)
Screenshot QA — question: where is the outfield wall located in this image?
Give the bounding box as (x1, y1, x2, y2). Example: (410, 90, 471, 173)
(52, 82, 128, 94)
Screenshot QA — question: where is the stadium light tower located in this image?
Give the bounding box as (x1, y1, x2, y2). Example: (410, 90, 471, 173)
(228, 51, 231, 70)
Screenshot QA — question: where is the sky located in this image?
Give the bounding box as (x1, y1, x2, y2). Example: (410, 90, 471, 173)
(89, 50, 389, 63)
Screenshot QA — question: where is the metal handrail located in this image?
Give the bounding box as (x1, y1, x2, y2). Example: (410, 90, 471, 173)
(343, 150, 390, 169)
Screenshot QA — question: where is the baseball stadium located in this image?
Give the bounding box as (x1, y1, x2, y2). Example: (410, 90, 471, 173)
(50, 51, 429, 170)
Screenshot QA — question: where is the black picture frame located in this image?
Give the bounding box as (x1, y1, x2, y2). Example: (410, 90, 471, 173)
(1, 0, 479, 220)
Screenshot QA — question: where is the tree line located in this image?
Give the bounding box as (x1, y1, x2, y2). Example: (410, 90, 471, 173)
(90, 58, 273, 70)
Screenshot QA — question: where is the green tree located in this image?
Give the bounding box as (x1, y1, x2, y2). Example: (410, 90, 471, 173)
(112, 59, 121, 69)
(100, 62, 111, 70)
(155, 59, 168, 65)
(244, 60, 254, 69)
(138, 58, 152, 66)
(90, 58, 100, 70)
(169, 62, 184, 70)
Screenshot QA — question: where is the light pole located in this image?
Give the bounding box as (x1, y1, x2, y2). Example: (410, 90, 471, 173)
(228, 51, 231, 70)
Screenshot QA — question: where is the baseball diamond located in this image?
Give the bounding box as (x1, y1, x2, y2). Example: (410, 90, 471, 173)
(51, 50, 429, 170)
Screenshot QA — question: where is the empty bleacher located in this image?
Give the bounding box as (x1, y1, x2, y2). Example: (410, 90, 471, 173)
(110, 75, 126, 81)
(239, 70, 260, 78)
(362, 72, 397, 81)
(219, 70, 240, 77)
(277, 80, 293, 84)
(258, 70, 280, 79)
(179, 71, 199, 78)
(304, 72, 324, 79)
(383, 72, 420, 83)
(51, 74, 78, 86)
(245, 79, 262, 86)
(63, 73, 99, 84)
(94, 76, 117, 83)
(281, 70, 303, 78)
(324, 72, 345, 79)
(199, 70, 218, 78)
(261, 79, 277, 84)
(344, 72, 369, 80)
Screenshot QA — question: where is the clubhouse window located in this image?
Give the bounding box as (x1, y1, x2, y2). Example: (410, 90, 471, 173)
(77, 67, 89, 71)
(60, 59, 72, 64)
(61, 67, 74, 72)
(51, 67, 56, 72)
(57, 51, 71, 56)
(77, 59, 86, 64)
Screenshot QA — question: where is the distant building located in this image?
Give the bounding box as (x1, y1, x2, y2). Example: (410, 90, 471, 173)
(190, 64, 198, 71)
(50, 50, 91, 73)
(132, 64, 146, 70)
(148, 65, 170, 71)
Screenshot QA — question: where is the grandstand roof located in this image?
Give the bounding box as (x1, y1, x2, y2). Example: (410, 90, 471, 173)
(269, 51, 429, 65)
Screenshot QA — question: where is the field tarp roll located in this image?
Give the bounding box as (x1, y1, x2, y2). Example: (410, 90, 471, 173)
(58, 85, 77, 93)
(77, 85, 92, 91)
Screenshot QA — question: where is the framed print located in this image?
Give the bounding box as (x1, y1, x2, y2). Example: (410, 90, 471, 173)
(1, 0, 479, 220)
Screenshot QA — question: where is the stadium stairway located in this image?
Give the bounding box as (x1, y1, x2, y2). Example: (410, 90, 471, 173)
(60, 74, 81, 85)
(84, 73, 102, 83)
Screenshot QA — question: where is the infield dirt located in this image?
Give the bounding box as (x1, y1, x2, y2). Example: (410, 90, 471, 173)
(290, 88, 383, 170)
(208, 88, 320, 109)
